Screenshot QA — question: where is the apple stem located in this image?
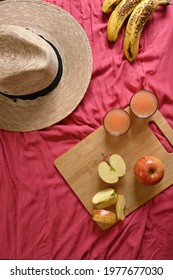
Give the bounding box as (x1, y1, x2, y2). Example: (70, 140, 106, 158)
(102, 153, 108, 163)
(101, 153, 115, 171)
(149, 169, 155, 174)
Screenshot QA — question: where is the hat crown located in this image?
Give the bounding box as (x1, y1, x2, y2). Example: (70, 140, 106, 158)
(0, 25, 58, 96)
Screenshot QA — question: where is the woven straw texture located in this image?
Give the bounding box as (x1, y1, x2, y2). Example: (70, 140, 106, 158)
(0, 0, 92, 131)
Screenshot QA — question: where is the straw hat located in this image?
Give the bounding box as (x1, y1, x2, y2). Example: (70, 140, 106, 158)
(0, 0, 92, 131)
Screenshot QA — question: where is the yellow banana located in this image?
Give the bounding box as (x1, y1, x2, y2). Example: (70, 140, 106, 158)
(124, 0, 170, 62)
(102, 0, 122, 13)
(107, 0, 144, 42)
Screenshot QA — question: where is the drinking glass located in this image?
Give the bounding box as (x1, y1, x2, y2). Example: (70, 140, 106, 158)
(130, 90, 158, 118)
(103, 108, 131, 136)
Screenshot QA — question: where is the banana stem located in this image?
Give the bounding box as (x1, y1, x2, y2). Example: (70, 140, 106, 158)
(158, 0, 171, 5)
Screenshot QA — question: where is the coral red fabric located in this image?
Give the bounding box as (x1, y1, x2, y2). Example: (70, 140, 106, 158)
(0, 0, 173, 260)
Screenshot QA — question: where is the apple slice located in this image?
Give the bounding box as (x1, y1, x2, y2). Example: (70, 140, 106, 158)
(92, 209, 117, 224)
(115, 194, 126, 220)
(92, 188, 118, 209)
(98, 161, 119, 184)
(109, 154, 126, 177)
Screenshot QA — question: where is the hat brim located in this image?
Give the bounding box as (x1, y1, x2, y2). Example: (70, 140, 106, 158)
(0, 0, 92, 131)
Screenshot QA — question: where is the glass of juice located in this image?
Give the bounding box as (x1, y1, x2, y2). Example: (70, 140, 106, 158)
(103, 108, 131, 136)
(130, 90, 158, 118)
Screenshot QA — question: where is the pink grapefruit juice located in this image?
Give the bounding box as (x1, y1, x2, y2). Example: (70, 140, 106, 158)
(130, 90, 158, 118)
(103, 109, 131, 136)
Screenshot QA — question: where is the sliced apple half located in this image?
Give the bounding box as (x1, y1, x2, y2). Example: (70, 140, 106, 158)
(92, 188, 118, 209)
(109, 154, 126, 177)
(92, 209, 117, 224)
(98, 153, 126, 183)
(98, 161, 119, 184)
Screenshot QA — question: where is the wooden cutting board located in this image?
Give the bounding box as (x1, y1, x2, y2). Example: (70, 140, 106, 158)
(54, 107, 173, 229)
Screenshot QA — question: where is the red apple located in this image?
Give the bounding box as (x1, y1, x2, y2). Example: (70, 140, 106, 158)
(134, 155, 164, 185)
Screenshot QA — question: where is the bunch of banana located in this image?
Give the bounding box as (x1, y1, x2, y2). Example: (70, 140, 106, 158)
(102, 0, 170, 62)
(107, 0, 144, 42)
(123, 0, 169, 62)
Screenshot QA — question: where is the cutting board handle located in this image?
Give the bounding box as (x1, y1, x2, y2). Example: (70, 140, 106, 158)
(151, 110, 173, 149)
